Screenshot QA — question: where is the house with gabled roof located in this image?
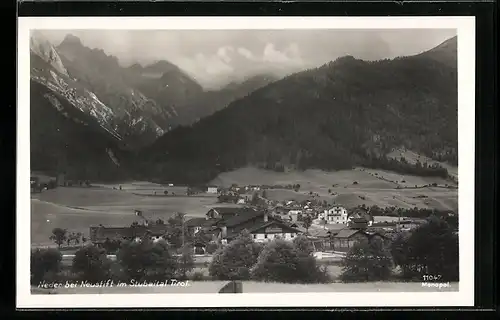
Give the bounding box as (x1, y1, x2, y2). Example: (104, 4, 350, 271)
(216, 210, 303, 243)
(89, 224, 170, 245)
(330, 228, 370, 252)
(206, 206, 254, 220)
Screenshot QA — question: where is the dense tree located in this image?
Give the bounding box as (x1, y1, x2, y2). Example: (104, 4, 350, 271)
(302, 215, 313, 235)
(49, 228, 68, 248)
(208, 231, 261, 280)
(177, 243, 195, 279)
(165, 212, 191, 249)
(72, 245, 112, 283)
(251, 238, 328, 283)
(391, 216, 459, 281)
(31, 248, 62, 285)
(206, 242, 219, 254)
(102, 239, 122, 254)
(116, 239, 177, 282)
(340, 238, 393, 282)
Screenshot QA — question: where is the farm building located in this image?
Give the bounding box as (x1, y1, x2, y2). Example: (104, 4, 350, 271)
(186, 207, 303, 244)
(217, 210, 302, 243)
(327, 228, 393, 252)
(207, 186, 218, 194)
(329, 229, 370, 252)
(347, 207, 374, 227)
(89, 224, 170, 244)
(185, 217, 212, 235)
(206, 207, 255, 220)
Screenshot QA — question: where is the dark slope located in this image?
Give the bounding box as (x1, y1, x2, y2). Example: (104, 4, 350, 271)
(30, 80, 132, 181)
(418, 36, 457, 68)
(56, 34, 203, 147)
(173, 74, 279, 126)
(140, 38, 458, 185)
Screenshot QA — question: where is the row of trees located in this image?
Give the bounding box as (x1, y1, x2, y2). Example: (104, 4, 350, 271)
(208, 232, 329, 283)
(363, 155, 450, 179)
(32, 239, 196, 286)
(33, 216, 459, 286)
(351, 204, 458, 229)
(49, 228, 87, 248)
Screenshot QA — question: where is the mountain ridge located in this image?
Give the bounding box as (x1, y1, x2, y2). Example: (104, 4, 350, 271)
(138, 36, 458, 185)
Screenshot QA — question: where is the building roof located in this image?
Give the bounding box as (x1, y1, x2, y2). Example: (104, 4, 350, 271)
(332, 229, 365, 239)
(218, 208, 263, 227)
(185, 217, 208, 227)
(226, 220, 302, 240)
(89, 224, 169, 242)
(90, 226, 134, 242)
(307, 228, 330, 238)
(208, 207, 249, 215)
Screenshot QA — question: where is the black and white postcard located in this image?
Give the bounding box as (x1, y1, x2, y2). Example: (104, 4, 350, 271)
(17, 16, 475, 308)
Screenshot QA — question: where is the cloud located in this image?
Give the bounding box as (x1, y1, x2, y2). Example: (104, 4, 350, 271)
(262, 43, 303, 68)
(237, 47, 255, 60)
(216, 46, 234, 64)
(40, 29, 457, 89)
(263, 43, 289, 63)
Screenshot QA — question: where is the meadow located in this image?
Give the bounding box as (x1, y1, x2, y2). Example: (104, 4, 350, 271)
(211, 167, 458, 210)
(31, 165, 457, 246)
(30, 185, 221, 246)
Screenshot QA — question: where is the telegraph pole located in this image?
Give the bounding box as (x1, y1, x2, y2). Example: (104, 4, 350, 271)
(181, 213, 185, 248)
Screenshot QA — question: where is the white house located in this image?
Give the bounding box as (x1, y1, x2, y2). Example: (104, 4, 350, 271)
(207, 186, 218, 194)
(320, 206, 348, 224)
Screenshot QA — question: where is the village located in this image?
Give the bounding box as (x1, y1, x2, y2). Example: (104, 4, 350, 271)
(87, 183, 431, 257)
(30, 168, 459, 290)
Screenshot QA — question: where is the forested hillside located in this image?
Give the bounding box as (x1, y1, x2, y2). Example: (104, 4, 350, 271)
(139, 37, 457, 185)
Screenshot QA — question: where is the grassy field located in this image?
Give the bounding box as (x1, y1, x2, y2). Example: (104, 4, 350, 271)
(31, 186, 221, 246)
(32, 280, 459, 294)
(31, 163, 457, 246)
(211, 167, 458, 210)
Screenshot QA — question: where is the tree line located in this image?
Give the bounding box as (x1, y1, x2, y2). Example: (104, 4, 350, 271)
(34, 215, 458, 287)
(362, 156, 450, 179)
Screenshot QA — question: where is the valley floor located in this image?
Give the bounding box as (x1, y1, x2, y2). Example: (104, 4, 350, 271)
(29, 167, 457, 246)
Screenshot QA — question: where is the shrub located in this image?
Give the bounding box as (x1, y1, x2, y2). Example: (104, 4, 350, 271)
(31, 248, 62, 285)
(177, 244, 195, 279)
(206, 242, 219, 254)
(251, 239, 329, 283)
(49, 228, 68, 248)
(72, 245, 112, 283)
(208, 231, 261, 280)
(391, 215, 459, 281)
(340, 238, 393, 282)
(191, 271, 205, 281)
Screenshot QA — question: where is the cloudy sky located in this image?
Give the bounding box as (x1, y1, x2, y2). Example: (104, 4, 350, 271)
(41, 29, 456, 89)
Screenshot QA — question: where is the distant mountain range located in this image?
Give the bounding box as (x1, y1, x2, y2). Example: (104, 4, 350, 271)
(30, 32, 280, 146)
(30, 33, 458, 184)
(30, 32, 279, 179)
(139, 36, 458, 184)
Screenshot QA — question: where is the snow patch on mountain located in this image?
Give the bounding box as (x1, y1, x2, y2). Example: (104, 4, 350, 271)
(106, 148, 120, 166)
(30, 32, 69, 77)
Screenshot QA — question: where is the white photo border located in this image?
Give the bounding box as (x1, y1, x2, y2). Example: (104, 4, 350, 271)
(17, 16, 475, 308)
